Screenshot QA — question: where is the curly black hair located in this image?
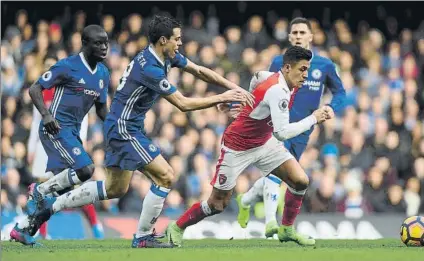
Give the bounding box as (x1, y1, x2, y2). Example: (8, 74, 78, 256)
(148, 15, 182, 44)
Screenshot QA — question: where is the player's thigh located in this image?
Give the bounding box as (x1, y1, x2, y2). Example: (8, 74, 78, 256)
(255, 137, 294, 177)
(271, 158, 309, 189)
(139, 154, 174, 187)
(104, 166, 133, 196)
(210, 145, 254, 191)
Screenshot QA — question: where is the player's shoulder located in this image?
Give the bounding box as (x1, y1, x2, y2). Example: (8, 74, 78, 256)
(97, 62, 111, 76)
(272, 54, 284, 64)
(54, 56, 74, 68)
(312, 54, 334, 66)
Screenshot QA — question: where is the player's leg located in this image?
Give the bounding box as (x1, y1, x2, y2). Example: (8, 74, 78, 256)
(254, 137, 314, 245)
(166, 145, 251, 247)
(134, 154, 174, 239)
(236, 140, 293, 231)
(166, 187, 233, 247)
(261, 140, 307, 238)
(29, 130, 95, 199)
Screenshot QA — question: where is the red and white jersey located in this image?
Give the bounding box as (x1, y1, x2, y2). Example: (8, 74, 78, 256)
(223, 71, 292, 151)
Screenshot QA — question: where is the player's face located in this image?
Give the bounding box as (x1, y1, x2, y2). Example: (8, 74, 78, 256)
(86, 31, 109, 61)
(289, 23, 313, 49)
(286, 59, 310, 88)
(164, 28, 182, 59)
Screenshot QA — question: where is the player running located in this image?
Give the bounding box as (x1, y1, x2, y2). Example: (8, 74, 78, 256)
(166, 46, 331, 247)
(26, 55, 104, 240)
(18, 15, 251, 248)
(10, 24, 110, 245)
(236, 17, 346, 238)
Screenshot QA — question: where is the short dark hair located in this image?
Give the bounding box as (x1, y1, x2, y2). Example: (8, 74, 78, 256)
(289, 17, 312, 33)
(148, 15, 182, 44)
(283, 46, 312, 66)
(81, 24, 105, 43)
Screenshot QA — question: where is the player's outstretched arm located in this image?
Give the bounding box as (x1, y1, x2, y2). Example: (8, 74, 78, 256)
(183, 60, 254, 107)
(164, 90, 245, 112)
(94, 101, 108, 122)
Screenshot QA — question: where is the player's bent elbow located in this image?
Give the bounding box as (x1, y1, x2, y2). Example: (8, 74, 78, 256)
(273, 130, 290, 141)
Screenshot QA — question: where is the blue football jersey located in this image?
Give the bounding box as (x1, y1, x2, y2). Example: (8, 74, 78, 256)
(269, 53, 346, 137)
(37, 53, 110, 131)
(107, 46, 187, 133)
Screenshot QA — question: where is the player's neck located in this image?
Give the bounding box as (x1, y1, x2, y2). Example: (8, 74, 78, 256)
(81, 52, 97, 70)
(151, 44, 166, 64)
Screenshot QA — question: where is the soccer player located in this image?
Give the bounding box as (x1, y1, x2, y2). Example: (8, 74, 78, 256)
(19, 15, 250, 248)
(26, 55, 105, 240)
(10, 24, 110, 245)
(236, 17, 346, 238)
(166, 46, 330, 247)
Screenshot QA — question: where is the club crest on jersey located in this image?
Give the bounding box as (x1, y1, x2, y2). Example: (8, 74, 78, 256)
(279, 99, 289, 111)
(312, 69, 322, 79)
(159, 79, 171, 91)
(99, 79, 104, 89)
(219, 174, 227, 185)
(72, 147, 81, 156)
(42, 71, 52, 81)
(149, 144, 157, 152)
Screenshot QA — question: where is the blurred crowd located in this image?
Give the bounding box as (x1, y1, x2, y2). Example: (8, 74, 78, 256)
(1, 7, 424, 220)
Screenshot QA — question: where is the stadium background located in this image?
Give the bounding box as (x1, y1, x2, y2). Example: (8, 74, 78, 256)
(1, 1, 424, 239)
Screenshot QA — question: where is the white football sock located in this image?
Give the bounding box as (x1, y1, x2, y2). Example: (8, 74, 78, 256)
(263, 174, 282, 224)
(52, 181, 107, 213)
(241, 177, 265, 207)
(38, 169, 82, 195)
(136, 184, 170, 238)
(17, 216, 31, 229)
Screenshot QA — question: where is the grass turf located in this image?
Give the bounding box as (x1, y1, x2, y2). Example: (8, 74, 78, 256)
(2, 239, 423, 261)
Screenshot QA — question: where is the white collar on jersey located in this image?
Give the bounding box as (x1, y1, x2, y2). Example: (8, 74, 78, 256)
(79, 52, 98, 74)
(148, 45, 165, 66)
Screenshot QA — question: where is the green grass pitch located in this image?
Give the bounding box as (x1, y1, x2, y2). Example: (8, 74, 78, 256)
(2, 239, 423, 261)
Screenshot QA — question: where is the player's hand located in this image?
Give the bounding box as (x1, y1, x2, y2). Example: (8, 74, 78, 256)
(27, 152, 34, 165)
(42, 113, 61, 135)
(322, 105, 335, 119)
(312, 108, 330, 124)
(229, 103, 242, 119)
(220, 89, 246, 104)
(238, 88, 255, 108)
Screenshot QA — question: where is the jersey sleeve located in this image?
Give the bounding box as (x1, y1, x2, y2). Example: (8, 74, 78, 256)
(140, 65, 177, 96)
(268, 55, 283, 73)
(326, 62, 346, 113)
(263, 85, 291, 133)
(170, 52, 188, 68)
(264, 85, 317, 141)
(37, 60, 69, 89)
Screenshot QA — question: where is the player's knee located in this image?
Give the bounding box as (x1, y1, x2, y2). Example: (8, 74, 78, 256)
(293, 172, 309, 191)
(76, 164, 95, 182)
(155, 167, 175, 188)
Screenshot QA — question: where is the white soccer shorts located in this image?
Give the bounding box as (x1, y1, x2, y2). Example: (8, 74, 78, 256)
(211, 136, 294, 190)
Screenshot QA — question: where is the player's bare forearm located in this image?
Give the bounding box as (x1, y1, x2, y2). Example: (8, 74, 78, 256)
(95, 102, 108, 121)
(166, 93, 222, 112)
(29, 83, 50, 117)
(165, 90, 244, 112)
